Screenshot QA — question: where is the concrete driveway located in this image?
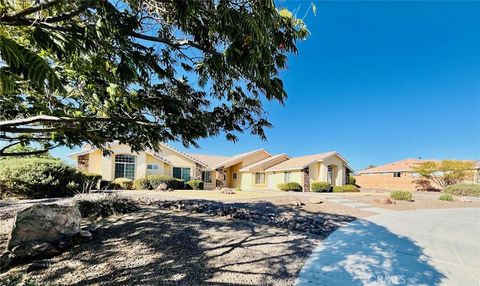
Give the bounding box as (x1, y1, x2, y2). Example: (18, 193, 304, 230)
(296, 208, 480, 286)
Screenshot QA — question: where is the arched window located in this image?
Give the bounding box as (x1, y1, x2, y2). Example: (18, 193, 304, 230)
(114, 154, 136, 179)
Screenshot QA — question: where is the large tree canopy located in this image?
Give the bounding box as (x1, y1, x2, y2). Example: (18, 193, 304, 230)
(0, 0, 308, 156)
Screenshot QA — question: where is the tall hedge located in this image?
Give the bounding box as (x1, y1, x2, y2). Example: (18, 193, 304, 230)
(0, 158, 96, 198)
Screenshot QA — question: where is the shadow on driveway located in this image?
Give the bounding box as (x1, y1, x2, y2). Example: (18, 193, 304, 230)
(296, 219, 446, 285)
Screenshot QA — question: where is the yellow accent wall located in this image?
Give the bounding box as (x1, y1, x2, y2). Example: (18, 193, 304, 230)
(87, 149, 103, 175)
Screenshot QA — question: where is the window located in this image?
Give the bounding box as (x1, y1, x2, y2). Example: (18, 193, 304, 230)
(232, 172, 238, 180)
(284, 172, 291, 182)
(255, 172, 266, 185)
(202, 171, 212, 183)
(173, 167, 191, 181)
(147, 164, 159, 170)
(327, 165, 334, 185)
(394, 172, 401, 178)
(114, 155, 136, 179)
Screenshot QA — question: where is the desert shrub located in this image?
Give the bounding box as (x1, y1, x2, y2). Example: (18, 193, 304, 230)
(0, 158, 88, 198)
(333, 185, 360, 192)
(235, 187, 242, 192)
(439, 194, 454, 201)
(113, 178, 133, 190)
(414, 178, 441, 192)
(443, 183, 480, 197)
(78, 173, 102, 193)
(75, 194, 139, 218)
(186, 180, 204, 190)
(311, 181, 331, 192)
(133, 177, 151, 190)
(390, 190, 413, 201)
(348, 175, 356, 185)
(148, 175, 184, 189)
(277, 182, 302, 192)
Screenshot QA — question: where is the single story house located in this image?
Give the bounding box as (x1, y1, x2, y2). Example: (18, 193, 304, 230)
(354, 158, 480, 191)
(69, 142, 352, 191)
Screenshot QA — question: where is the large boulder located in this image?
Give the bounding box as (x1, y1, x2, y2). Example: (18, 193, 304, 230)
(7, 203, 81, 250)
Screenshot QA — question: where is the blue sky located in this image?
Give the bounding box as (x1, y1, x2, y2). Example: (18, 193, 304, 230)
(54, 0, 480, 170)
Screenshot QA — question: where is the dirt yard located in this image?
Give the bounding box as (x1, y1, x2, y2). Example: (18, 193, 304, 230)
(346, 191, 480, 210)
(0, 194, 360, 286)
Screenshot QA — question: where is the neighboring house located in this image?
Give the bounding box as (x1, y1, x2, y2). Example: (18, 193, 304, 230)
(354, 158, 480, 191)
(68, 142, 351, 191)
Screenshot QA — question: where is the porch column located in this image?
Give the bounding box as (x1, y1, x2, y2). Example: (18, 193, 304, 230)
(215, 167, 226, 188)
(194, 163, 202, 180)
(302, 167, 310, 192)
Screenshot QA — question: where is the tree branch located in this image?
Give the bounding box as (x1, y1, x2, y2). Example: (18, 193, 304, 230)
(0, 0, 65, 21)
(130, 31, 216, 54)
(0, 144, 60, 157)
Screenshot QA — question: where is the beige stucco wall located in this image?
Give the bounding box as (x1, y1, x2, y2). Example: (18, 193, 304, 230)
(145, 154, 165, 176)
(315, 155, 346, 186)
(266, 171, 302, 190)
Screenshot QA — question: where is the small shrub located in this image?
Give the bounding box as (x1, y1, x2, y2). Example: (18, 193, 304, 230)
(0, 273, 44, 286)
(186, 180, 204, 190)
(78, 173, 102, 193)
(311, 181, 331, 192)
(333, 185, 360, 192)
(75, 194, 139, 218)
(390, 190, 413, 201)
(277, 182, 302, 192)
(113, 178, 133, 190)
(443, 183, 480, 197)
(235, 187, 242, 192)
(148, 175, 183, 189)
(439, 193, 454, 201)
(133, 177, 151, 190)
(348, 175, 356, 185)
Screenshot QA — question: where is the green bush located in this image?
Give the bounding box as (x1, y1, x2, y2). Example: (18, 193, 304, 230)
(0, 158, 89, 198)
(133, 177, 151, 190)
(186, 180, 204, 190)
(439, 193, 454, 201)
(148, 175, 184, 189)
(348, 175, 356, 185)
(277, 182, 302, 192)
(333, 185, 360, 192)
(311, 181, 331, 192)
(390, 190, 413, 201)
(443, 183, 480, 197)
(235, 187, 242, 192)
(113, 178, 133, 190)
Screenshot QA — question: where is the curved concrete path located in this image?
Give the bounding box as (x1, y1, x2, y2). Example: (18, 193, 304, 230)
(296, 208, 480, 286)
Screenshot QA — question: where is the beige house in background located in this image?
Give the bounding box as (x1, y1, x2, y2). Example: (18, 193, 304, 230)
(69, 142, 351, 191)
(354, 158, 480, 191)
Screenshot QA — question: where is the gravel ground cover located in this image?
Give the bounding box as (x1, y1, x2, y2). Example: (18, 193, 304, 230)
(0, 194, 359, 285)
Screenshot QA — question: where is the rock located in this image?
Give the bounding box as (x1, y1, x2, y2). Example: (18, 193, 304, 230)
(156, 183, 168, 190)
(375, 198, 395, 205)
(220, 188, 235, 194)
(10, 242, 60, 260)
(7, 203, 81, 250)
(26, 260, 51, 272)
(286, 196, 305, 206)
(0, 251, 12, 271)
(309, 198, 324, 204)
(79, 230, 92, 239)
(167, 188, 174, 192)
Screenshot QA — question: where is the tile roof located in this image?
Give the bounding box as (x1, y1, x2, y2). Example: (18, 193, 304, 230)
(357, 158, 427, 173)
(358, 158, 480, 174)
(212, 149, 270, 169)
(186, 153, 230, 169)
(265, 151, 339, 171)
(239, 154, 289, 172)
